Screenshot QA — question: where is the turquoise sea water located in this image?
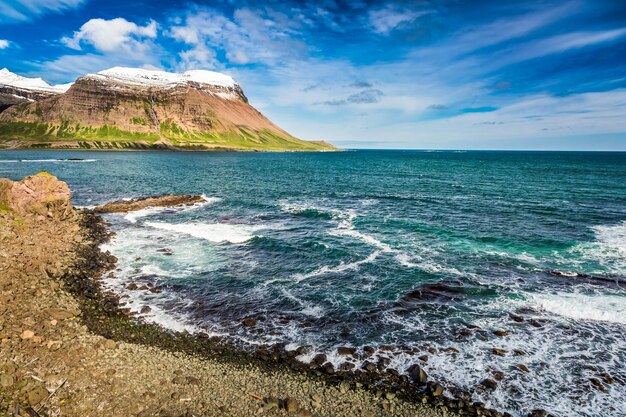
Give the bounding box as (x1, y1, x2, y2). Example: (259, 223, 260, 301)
(1, 150, 625, 416)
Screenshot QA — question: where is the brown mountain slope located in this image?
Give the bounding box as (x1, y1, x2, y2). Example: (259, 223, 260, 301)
(0, 67, 335, 151)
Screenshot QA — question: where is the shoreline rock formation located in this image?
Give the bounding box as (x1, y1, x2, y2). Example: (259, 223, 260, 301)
(93, 194, 206, 213)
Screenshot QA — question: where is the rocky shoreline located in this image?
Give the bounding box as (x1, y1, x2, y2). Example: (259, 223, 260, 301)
(0, 172, 550, 417)
(0, 172, 455, 417)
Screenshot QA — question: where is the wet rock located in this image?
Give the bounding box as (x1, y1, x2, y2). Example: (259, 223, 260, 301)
(480, 378, 498, 390)
(600, 372, 614, 384)
(492, 370, 505, 381)
(311, 353, 327, 366)
(528, 410, 547, 417)
(590, 378, 607, 392)
(94, 195, 205, 213)
(321, 362, 335, 374)
(492, 348, 507, 356)
(362, 361, 377, 373)
(510, 314, 524, 322)
(337, 346, 357, 355)
(242, 318, 257, 327)
(140, 306, 152, 314)
(430, 383, 444, 396)
(340, 362, 355, 371)
(515, 364, 530, 373)
(513, 349, 526, 356)
(126, 283, 139, 290)
(493, 330, 509, 337)
(406, 364, 428, 384)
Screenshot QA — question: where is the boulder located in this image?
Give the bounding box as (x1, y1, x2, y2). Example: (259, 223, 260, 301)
(406, 364, 428, 384)
(0, 172, 71, 219)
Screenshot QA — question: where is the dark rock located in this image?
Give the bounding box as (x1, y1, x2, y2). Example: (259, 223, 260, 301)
(362, 361, 377, 373)
(515, 364, 529, 373)
(492, 370, 505, 381)
(513, 349, 526, 356)
(337, 346, 357, 355)
(321, 362, 335, 374)
(140, 306, 152, 314)
(493, 330, 509, 337)
(242, 318, 257, 327)
(590, 378, 607, 392)
(406, 364, 428, 384)
(126, 283, 138, 290)
(430, 382, 444, 396)
(480, 378, 498, 390)
(340, 362, 355, 371)
(311, 353, 327, 366)
(492, 348, 507, 356)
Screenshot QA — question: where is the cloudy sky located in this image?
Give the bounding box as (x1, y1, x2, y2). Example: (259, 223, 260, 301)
(1, 0, 625, 150)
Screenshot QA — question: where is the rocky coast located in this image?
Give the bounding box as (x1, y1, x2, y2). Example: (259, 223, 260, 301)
(0, 172, 461, 417)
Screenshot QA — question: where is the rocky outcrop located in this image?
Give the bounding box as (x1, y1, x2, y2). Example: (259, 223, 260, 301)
(0, 68, 69, 113)
(0, 172, 72, 219)
(93, 194, 205, 213)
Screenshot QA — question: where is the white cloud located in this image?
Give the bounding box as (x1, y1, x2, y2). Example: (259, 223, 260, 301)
(368, 5, 430, 34)
(61, 18, 157, 53)
(168, 7, 307, 68)
(0, 0, 86, 22)
(0, 40, 10, 49)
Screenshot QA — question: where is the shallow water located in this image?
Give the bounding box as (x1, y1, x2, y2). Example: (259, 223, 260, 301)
(2, 150, 625, 417)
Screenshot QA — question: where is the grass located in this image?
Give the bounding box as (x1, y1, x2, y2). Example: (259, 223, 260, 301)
(0, 121, 336, 151)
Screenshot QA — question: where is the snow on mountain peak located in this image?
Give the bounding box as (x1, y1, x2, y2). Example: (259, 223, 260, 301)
(0, 68, 72, 93)
(91, 67, 238, 89)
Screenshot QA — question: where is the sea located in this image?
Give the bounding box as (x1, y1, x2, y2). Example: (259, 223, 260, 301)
(1, 150, 625, 417)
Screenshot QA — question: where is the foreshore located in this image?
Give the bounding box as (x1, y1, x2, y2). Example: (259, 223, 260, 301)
(0, 173, 459, 417)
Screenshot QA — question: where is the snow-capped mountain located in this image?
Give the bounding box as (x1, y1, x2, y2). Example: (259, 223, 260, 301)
(0, 67, 335, 151)
(0, 68, 72, 112)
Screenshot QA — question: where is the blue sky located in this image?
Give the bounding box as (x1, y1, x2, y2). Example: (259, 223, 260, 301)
(1, 0, 625, 150)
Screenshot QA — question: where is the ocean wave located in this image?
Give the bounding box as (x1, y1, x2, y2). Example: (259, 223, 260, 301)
(293, 251, 380, 282)
(570, 221, 626, 275)
(532, 291, 626, 324)
(145, 221, 260, 244)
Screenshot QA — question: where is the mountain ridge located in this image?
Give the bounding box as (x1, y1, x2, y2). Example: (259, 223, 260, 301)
(0, 67, 335, 151)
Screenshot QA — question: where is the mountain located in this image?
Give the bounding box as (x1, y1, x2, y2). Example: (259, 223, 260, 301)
(0, 68, 71, 112)
(0, 67, 335, 151)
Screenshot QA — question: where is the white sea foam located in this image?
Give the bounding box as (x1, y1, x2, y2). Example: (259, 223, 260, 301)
(570, 221, 626, 274)
(532, 291, 626, 324)
(294, 251, 380, 282)
(145, 221, 260, 244)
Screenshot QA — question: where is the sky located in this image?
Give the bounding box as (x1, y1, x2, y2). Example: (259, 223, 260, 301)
(0, 0, 625, 150)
